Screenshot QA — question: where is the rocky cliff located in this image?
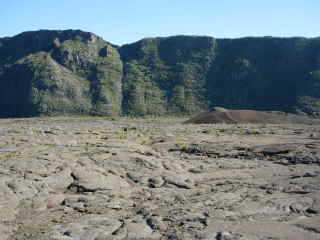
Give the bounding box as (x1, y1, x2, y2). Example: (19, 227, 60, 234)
(0, 30, 122, 117)
(0, 30, 319, 117)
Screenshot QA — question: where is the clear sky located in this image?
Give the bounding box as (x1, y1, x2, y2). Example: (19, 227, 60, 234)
(1, 0, 319, 45)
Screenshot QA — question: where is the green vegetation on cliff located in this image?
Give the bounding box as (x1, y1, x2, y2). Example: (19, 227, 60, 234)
(120, 36, 320, 116)
(120, 36, 216, 115)
(0, 30, 122, 117)
(0, 30, 319, 117)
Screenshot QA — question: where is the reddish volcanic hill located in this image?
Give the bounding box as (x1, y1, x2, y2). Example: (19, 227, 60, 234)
(185, 107, 316, 124)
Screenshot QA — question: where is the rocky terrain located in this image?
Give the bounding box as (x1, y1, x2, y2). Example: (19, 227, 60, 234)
(0, 117, 319, 239)
(1, 30, 320, 117)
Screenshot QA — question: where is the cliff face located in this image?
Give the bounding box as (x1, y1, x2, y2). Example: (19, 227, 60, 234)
(0, 30, 122, 117)
(120, 36, 216, 115)
(121, 36, 320, 116)
(207, 37, 320, 113)
(0, 30, 319, 117)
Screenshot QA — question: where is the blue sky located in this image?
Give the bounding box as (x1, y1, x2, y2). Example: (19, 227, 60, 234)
(1, 0, 319, 45)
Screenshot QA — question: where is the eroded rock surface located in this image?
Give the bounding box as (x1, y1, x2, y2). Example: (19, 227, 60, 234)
(0, 117, 319, 239)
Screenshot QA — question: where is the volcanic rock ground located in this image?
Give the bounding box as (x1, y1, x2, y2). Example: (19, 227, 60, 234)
(0, 117, 320, 240)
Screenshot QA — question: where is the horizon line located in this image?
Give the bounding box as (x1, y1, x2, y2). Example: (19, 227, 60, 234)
(1, 28, 319, 46)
